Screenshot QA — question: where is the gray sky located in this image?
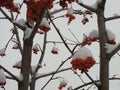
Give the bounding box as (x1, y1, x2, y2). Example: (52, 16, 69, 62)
(0, 0, 120, 90)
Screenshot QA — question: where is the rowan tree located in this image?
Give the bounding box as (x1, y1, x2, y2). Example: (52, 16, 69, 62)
(0, 0, 120, 90)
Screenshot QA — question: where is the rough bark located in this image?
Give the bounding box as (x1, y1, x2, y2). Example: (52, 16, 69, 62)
(97, 1, 109, 90)
(30, 78, 36, 90)
(18, 39, 33, 90)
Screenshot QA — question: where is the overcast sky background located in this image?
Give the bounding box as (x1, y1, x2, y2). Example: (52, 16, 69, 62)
(0, 0, 120, 90)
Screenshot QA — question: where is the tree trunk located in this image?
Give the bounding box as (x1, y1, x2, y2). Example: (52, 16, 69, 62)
(18, 39, 33, 90)
(30, 78, 36, 90)
(97, 11, 109, 90)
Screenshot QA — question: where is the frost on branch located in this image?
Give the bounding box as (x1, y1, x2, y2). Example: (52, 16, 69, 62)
(71, 47, 96, 73)
(0, 69, 6, 87)
(105, 43, 120, 53)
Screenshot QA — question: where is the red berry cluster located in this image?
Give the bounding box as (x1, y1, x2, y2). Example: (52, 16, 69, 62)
(82, 37, 97, 46)
(71, 57, 96, 73)
(59, 0, 75, 8)
(66, 13, 75, 24)
(26, 0, 54, 22)
(58, 80, 67, 90)
(0, 0, 20, 13)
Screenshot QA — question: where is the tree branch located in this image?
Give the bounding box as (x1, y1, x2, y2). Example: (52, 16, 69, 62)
(47, 10, 73, 55)
(0, 65, 19, 82)
(105, 15, 120, 21)
(76, 0, 97, 13)
(41, 56, 72, 90)
(36, 67, 72, 80)
(107, 44, 120, 60)
(0, 8, 25, 30)
(74, 77, 120, 90)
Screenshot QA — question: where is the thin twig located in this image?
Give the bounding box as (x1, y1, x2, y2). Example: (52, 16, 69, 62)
(105, 15, 120, 21)
(74, 77, 120, 90)
(46, 41, 76, 45)
(41, 56, 72, 90)
(68, 28, 81, 44)
(47, 10, 73, 55)
(84, 72, 99, 89)
(0, 65, 19, 82)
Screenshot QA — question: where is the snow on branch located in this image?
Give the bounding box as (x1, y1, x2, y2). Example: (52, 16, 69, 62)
(105, 43, 120, 54)
(13, 19, 27, 28)
(35, 67, 71, 80)
(76, 0, 97, 13)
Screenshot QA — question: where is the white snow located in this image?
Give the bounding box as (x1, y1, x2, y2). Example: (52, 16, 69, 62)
(17, 73, 23, 81)
(105, 43, 120, 53)
(91, 0, 102, 9)
(52, 46, 59, 51)
(0, 69, 6, 84)
(0, 48, 5, 55)
(59, 79, 67, 87)
(24, 26, 33, 40)
(68, 86, 73, 90)
(106, 29, 115, 40)
(82, 34, 88, 42)
(13, 19, 26, 28)
(33, 44, 39, 50)
(67, 8, 74, 14)
(113, 13, 119, 16)
(14, 3, 20, 10)
(72, 47, 94, 59)
(40, 18, 50, 28)
(13, 60, 21, 68)
(89, 29, 99, 38)
(13, 43, 19, 48)
(31, 65, 37, 73)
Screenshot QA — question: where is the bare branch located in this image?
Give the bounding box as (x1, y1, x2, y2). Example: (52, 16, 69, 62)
(76, 0, 97, 13)
(105, 15, 120, 21)
(50, 8, 68, 15)
(74, 77, 120, 90)
(47, 10, 73, 55)
(41, 56, 72, 90)
(84, 72, 100, 89)
(107, 44, 120, 60)
(0, 8, 25, 30)
(36, 67, 72, 80)
(0, 65, 19, 82)
(46, 41, 76, 45)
